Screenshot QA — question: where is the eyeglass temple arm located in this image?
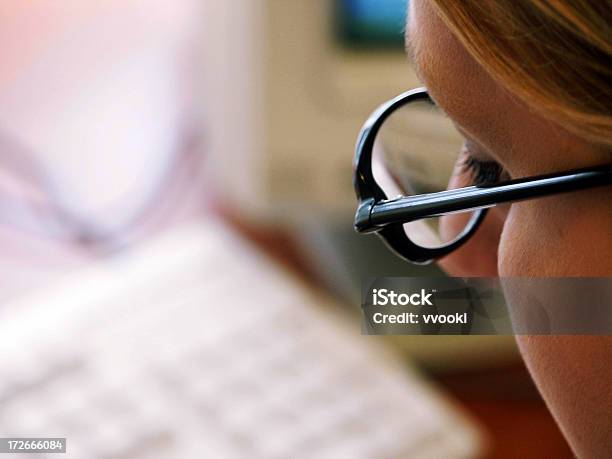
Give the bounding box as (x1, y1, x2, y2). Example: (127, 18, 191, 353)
(357, 166, 612, 233)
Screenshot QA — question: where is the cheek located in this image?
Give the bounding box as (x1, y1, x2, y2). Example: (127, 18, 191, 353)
(438, 209, 504, 277)
(497, 204, 558, 277)
(497, 177, 612, 276)
(437, 160, 506, 276)
(438, 159, 472, 240)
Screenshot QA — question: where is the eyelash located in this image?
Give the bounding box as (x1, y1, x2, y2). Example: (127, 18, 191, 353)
(461, 154, 506, 187)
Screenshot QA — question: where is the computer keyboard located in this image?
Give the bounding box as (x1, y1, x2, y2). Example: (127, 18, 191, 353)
(0, 220, 483, 458)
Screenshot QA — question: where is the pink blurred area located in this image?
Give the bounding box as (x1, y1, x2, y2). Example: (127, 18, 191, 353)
(0, 0, 207, 301)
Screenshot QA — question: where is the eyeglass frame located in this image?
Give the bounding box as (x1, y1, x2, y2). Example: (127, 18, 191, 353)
(353, 87, 612, 265)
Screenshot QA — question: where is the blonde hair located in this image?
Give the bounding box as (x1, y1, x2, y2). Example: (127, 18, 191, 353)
(428, 0, 612, 148)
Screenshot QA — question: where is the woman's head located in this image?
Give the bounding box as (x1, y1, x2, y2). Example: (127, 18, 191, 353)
(405, 5, 612, 456)
(406, 0, 611, 276)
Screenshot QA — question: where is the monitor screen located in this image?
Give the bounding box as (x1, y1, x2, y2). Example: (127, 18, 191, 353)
(336, 0, 408, 49)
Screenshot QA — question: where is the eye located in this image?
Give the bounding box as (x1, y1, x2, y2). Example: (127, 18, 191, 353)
(461, 154, 508, 186)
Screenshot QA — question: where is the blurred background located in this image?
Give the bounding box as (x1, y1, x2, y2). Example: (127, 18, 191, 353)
(0, 0, 573, 457)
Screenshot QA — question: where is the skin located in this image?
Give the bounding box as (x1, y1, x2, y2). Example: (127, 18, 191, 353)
(407, 1, 612, 456)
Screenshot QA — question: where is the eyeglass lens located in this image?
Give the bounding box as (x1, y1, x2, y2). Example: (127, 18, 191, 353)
(371, 98, 479, 248)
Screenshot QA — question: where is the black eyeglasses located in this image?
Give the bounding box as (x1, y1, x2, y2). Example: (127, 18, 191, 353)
(353, 87, 612, 265)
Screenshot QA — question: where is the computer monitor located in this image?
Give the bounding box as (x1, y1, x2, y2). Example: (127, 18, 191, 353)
(336, 0, 408, 49)
(201, 0, 419, 220)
